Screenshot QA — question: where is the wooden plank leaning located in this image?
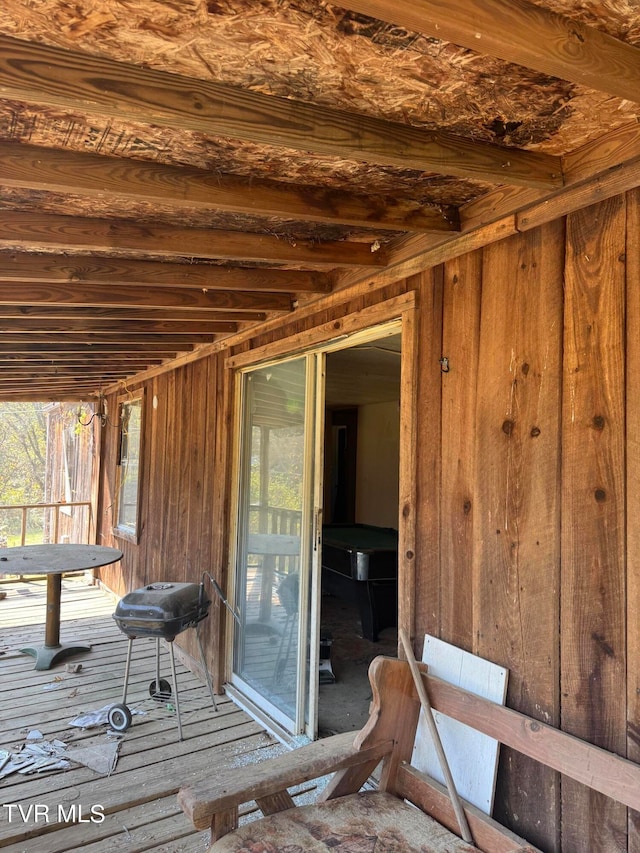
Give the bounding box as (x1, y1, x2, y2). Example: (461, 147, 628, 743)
(399, 629, 474, 844)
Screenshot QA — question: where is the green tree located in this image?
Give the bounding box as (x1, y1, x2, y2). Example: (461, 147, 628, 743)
(0, 403, 47, 506)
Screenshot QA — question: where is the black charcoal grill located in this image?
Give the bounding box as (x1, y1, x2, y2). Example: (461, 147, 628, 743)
(111, 581, 217, 741)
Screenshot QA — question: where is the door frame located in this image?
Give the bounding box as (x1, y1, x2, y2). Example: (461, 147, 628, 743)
(226, 353, 321, 740)
(224, 292, 418, 740)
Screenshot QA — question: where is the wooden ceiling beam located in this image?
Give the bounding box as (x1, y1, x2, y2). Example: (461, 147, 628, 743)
(0, 364, 155, 373)
(0, 36, 562, 188)
(0, 376, 153, 386)
(0, 366, 150, 378)
(0, 284, 291, 312)
(0, 332, 215, 345)
(0, 374, 121, 382)
(0, 306, 266, 323)
(0, 141, 456, 235)
(0, 355, 165, 366)
(0, 250, 329, 294)
(0, 394, 115, 404)
(336, 124, 640, 292)
(0, 379, 130, 392)
(0, 395, 115, 404)
(0, 356, 179, 367)
(0, 318, 238, 334)
(0, 342, 193, 355)
(453, 123, 640, 233)
(339, 0, 640, 103)
(0, 211, 389, 268)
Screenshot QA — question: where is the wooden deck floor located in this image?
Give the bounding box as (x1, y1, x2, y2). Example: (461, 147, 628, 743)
(0, 576, 285, 853)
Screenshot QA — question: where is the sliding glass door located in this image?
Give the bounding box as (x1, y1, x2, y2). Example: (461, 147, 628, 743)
(231, 355, 322, 737)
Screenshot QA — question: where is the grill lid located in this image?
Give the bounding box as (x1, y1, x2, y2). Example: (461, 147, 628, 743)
(113, 582, 210, 640)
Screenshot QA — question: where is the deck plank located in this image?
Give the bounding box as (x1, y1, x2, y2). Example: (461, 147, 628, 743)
(0, 577, 284, 852)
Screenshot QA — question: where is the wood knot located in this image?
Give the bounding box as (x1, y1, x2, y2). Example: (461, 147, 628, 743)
(592, 415, 605, 430)
(530, 426, 541, 438)
(502, 419, 514, 435)
(592, 632, 614, 657)
(594, 488, 606, 503)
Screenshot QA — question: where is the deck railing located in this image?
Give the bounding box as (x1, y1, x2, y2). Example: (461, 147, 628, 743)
(0, 501, 93, 549)
(249, 504, 301, 570)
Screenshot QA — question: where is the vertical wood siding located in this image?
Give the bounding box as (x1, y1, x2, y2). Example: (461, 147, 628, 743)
(439, 251, 482, 651)
(560, 197, 627, 851)
(97, 357, 228, 689)
(470, 222, 564, 850)
(413, 268, 444, 641)
(626, 188, 640, 853)
(95, 190, 640, 851)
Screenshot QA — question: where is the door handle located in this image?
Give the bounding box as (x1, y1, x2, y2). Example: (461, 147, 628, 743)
(313, 507, 323, 551)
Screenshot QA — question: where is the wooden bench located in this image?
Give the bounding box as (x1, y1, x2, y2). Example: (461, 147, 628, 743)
(178, 656, 640, 852)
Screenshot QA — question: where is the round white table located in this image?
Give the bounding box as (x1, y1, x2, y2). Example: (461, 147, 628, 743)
(0, 543, 122, 670)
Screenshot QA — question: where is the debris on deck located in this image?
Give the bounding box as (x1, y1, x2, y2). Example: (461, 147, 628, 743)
(0, 732, 71, 777)
(0, 728, 120, 778)
(65, 741, 120, 775)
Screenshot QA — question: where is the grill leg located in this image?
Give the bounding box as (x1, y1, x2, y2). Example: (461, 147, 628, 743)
(195, 624, 218, 712)
(154, 637, 163, 695)
(168, 641, 183, 741)
(121, 638, 134, 705)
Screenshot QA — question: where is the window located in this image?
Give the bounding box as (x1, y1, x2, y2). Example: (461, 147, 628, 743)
(115, 396, 143, 539)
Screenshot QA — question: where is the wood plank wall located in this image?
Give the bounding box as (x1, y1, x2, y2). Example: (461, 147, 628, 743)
(97, 357, 228, 690)
(95, 190, 640, 852)
(626, 188, 640, 853)
(560, 197, 627, 850)
(429, 196, 634, 852)
(476, 221, 563, 849)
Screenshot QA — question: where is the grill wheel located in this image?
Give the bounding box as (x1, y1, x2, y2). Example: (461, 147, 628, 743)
(108, 703, 132, 732)
(149, 678, 172, 701)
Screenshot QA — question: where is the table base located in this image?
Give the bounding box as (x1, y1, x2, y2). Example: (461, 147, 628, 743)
(19, 641, 92, 671)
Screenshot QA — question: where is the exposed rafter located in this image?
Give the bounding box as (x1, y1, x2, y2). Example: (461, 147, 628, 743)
(0, 363, 166, 375)
(0, 141, 455, 234)
(339, 0, 640, 103)
(0, 306, 266, 322)
(0, 211, 390, 268)
(0, 283, 292, 312)
(0, 333, 215, 345)
(0, 342, 194, 355)
(0, 251, 330, 294)
(0, 0, 638, 400)
(0, 317, 239, 334)
(0, 35, 562, 188)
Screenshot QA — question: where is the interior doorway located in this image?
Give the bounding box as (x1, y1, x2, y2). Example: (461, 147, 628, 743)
(317, 333, 401, 736)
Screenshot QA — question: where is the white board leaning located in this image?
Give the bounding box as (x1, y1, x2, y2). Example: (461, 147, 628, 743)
(411, 635, 508, 815)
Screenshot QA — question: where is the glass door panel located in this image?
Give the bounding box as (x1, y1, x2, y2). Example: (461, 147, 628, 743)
(232, 358, 312, 730)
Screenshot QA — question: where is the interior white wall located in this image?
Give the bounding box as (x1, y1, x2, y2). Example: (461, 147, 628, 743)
(355, 401, 400, 528)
